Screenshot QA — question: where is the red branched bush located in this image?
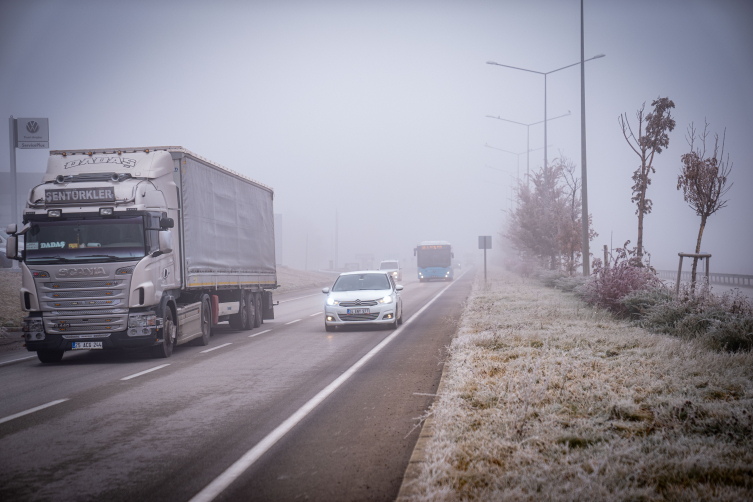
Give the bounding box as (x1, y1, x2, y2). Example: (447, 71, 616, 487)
(579, 243, 663, 316)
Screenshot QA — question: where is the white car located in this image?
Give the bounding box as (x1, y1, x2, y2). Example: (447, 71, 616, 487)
(322, 271, 403, 331)
(379, 259, 402, 281)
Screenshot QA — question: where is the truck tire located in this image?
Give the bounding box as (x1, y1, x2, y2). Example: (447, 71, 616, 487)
(37, 350, 64, 363)
(192, 295, 212, 346)
(229, 293, 249, 331)
(153, 308, 176, 358)
(253, 292, 262, 328)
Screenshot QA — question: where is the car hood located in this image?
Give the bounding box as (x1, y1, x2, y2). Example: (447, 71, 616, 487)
(328, 289, 392, 301)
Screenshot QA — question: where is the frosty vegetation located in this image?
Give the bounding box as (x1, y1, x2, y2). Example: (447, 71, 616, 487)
(405, 268, 753, 501)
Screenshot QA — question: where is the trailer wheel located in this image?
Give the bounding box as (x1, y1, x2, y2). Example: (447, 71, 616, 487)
(244, 291, 256, 330)
(192, 295, 212, 346)
(37, 350, 64, 363)
(229, 293, 249, 331)
(153, 308, 175, 358)
(253, 293, 262, 328)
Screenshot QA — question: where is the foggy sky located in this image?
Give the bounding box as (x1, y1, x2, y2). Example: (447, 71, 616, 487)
(2, 0, 751, 273)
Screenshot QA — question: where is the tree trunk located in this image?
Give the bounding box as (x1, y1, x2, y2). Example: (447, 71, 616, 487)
(636, 196, 645, 260)
(690, 215, 707, 294)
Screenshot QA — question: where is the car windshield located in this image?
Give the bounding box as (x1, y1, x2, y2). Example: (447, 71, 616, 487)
(333, 273, 391, 291)
(380, 261, 398, 270)
(25, 217, 146, 263)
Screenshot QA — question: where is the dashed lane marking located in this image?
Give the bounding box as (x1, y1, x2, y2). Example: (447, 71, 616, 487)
(309, 312, 322, 316)
(200, 343, 233, 354)
(0, 399, 70, 425)
(278, 293, 319, 303)
(0, 355, 37, 367)
(121, 364, 171, 381)
(249, 330, 271, 338)
(285, 319, 301, 325)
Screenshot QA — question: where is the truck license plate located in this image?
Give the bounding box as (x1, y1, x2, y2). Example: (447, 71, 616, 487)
(71, 341, 103, 350)
(347, 308, 369, 315)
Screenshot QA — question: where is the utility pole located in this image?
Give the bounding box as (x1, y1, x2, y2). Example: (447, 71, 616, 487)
(8, 116, 17, 229)
(335, 209, 339, 270)
(580, 0, 591, 276)
(305, 234, 308, 270)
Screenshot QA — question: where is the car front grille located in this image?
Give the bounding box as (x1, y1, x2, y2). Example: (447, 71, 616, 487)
(338, 313, 380, 322)
(339, 300, 379, 307)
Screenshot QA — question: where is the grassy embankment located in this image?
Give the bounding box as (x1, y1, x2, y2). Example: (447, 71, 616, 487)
(403, 267, 753, 501)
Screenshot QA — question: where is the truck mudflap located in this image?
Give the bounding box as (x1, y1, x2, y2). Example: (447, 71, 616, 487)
(262, 291, 274, 320)
(25, 330, 158, 352)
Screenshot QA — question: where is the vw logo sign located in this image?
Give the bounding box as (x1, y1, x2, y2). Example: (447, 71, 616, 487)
(26, 121, 39, 133)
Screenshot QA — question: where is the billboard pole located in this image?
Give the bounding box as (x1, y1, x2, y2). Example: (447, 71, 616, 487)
(9, 116, 17, 228)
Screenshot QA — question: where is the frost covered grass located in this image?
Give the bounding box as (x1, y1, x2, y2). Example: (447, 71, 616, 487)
(405, 268, 753, 501)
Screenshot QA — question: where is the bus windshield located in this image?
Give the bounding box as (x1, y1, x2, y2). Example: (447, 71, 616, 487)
(25, 217, 146, 263)
(417, 248, 451, 268)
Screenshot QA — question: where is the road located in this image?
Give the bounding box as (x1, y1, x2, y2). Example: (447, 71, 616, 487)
(0, 271, 473, 502)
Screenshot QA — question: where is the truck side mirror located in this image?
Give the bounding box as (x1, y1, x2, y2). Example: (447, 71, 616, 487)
(6, 223, 17, 235)
(158, 230, 173, 254)
(6, 235, 18, 259)
(160, 217, 174, 229)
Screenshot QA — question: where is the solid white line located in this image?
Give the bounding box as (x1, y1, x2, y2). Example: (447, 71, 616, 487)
(249, 329, 271, 338)
(0, 399, 70, 425)
(200, 343, 233, 354)
(0, 355, 37, 367)
(278, 293, 320, 303)
(285, 319, 301, 325)
(121, 364, 170, 381)
(309, 311, 322, 317)
(188, 271, 466, 502)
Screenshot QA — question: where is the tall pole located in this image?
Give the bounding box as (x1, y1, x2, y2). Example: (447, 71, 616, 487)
(543, 75, 548, 179)
(335, 209, 338, 270)
(525, 125, 530, 188)
(484, 246, 487, 284)
(305, 234, 309, 270)
(9, 116, 17, 228)
(580, 0, 590, 276)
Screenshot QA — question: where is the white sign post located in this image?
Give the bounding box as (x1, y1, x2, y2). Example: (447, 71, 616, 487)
(478, 235, 492, 284)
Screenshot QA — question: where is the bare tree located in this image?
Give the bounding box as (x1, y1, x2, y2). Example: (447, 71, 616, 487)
(677, 120, 733, 291)
(618, 97, 676, 260)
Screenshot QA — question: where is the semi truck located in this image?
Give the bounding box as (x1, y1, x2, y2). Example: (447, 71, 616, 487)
(5, 146, 277, 363)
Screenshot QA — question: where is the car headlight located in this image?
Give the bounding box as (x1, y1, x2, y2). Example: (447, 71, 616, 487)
(379, 295, 393, 304)
(326, 297, 339, 306)
(128, 313, 156, 328)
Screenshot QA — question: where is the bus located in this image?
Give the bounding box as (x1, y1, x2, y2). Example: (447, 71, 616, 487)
(414, 241, 454, 282)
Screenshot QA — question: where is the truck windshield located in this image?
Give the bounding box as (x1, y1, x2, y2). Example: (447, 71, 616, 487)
(333, 274, 391, 291)
(417, 248, 451, 268)
(25, 217, 146, 263)
(380, 261, 398, 270)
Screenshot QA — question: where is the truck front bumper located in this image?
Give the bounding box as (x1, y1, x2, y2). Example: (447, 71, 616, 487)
(25, 329, 159, 352)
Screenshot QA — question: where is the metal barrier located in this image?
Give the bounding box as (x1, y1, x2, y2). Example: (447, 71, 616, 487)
(657, 270, 753, 288)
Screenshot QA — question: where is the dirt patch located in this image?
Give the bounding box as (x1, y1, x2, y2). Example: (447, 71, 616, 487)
(403, 267, 753, 501)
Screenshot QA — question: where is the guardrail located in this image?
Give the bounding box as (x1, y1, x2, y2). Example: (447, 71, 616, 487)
(656, 270, 753, 288)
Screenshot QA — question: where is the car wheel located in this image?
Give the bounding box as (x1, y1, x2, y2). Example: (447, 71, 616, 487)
(153, 308, 175, 358)
(192, 295, 212, 346)
(37, 350, 64, 363)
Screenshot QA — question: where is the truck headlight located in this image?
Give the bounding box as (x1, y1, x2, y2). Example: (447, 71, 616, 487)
(128, 313, 156, 328)
(22, 317, 44, 333)
(379, 295, 393, 304)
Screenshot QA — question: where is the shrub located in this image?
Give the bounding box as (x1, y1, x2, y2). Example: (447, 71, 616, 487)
(578, 245, 663, 316)
(619, 287, 674, 320)
(553, 275, 587, 292)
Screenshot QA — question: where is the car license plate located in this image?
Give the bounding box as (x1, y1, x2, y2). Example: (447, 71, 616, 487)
(71, 341, 103, 350)
(347, 308, 369, 315)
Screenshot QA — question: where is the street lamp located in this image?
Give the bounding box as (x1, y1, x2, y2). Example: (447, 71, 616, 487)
(486, 54, 604, 184)
(484, 143, 549, 186)
(486, 111, 570, 185)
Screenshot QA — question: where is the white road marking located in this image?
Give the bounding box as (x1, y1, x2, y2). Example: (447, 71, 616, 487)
(285, 319, 301, 325)
(309, 312, 322, 316)
(188, 271, 466, 502)
(201, 343, 233, 354)
(0, 355, 37, 367)
(278, 293, 320, 303)
(121, 364, 171, 381)
(249, 329, 271, 338)
(0, 399, 70, 425)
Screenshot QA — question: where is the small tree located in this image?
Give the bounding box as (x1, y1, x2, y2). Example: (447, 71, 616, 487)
(677, 120, 733, 291)
(557, 156, 597, 275)
(618, 97, 676, 260)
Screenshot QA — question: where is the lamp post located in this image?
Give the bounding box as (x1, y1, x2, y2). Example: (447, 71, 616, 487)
(485, 111, 570, 186)
(486, 54, 604, 184)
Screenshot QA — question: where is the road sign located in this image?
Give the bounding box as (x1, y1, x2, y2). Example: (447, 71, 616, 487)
(16, 117, 49, 149)
(478, 236, 492, 249)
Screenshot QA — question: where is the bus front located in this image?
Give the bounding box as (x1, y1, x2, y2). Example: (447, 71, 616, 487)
(414, 242, 453, 282)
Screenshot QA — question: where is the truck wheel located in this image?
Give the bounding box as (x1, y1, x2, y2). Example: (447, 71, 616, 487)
(229, 293, 249, 331)
(37, 350, 64, 363)
(193, 295, 212, 346)
(254, 293, 262, 328)
(153, 308, 176, 358)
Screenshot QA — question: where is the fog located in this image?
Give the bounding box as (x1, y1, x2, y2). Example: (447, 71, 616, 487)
(2, 0, 751, 274)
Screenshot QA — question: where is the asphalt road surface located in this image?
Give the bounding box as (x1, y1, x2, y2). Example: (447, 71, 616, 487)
(0, 270, 473, 502)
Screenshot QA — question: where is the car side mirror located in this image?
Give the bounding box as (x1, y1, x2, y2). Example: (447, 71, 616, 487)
(395, 285, 403, 291)
(6, 223, 17, 235)
(321, 287, 330, 294)
(157, 230, 173, 255)
(6, 235, 18, 259)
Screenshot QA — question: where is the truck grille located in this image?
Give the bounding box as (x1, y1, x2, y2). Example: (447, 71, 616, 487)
(338, 313, 380, 322)
(44, 314, 128, 334)
(45, 280, 123, 289)
(47, 290, 118, 299)
(339, 300, 379, 307)
(48, 299, 122, 308)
